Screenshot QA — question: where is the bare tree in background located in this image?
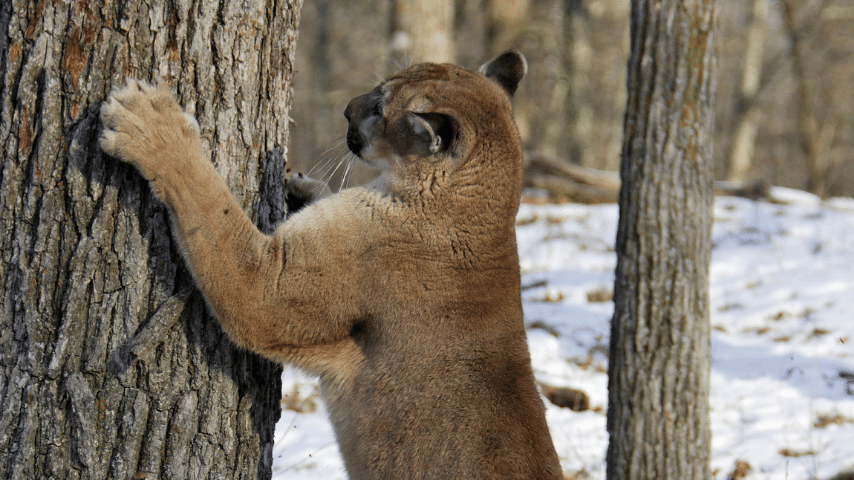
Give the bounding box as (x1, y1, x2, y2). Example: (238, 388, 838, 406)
(487, 0, 531, 54)
(0, 0, 301, 477)
(391, 0, 455, 65)
(516, 0, 567, 159)
(780, 0, 842, 197)
(564, 0, 596, 168)
(607, 0, 716, 478)
(726, 0, 768, 183)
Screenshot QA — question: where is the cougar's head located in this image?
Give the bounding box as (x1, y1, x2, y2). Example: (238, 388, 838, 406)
(343, 50, 527, 208)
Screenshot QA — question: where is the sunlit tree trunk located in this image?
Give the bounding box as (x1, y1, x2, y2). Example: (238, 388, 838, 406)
(391, 0, 455, 65)
(727, 0, 768, 183)
(487, 0, 530, 53)
(564, 0, 596, 168)
(607, 0, 716, 478)
(0, 0, 300, 477)
(485, 0, 533, 164)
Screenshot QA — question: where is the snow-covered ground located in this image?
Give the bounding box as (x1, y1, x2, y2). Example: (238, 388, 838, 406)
(271, 191, 854, 480)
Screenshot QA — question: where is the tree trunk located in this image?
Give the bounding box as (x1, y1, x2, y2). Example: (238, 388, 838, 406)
(487, 0, 530, 54)
(564, 0, 596, 168)
(515, 0, 565, 160)
(0, 0, 301, 478)
(391, 0, 455, 65)
(607, 0, 716, 479)
(727, 0, 768, 183)
(780, 0, 838, 197)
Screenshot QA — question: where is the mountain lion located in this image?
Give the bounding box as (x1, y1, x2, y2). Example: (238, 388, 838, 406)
(99, 50, 562, 479)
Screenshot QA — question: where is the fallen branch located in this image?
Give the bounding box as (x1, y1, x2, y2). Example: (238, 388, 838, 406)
(526, 156, 621, 190)
(524, 156, 801, 204)
(523, 171, 619, 204)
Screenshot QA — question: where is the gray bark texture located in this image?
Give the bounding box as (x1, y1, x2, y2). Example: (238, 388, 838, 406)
(607, 0, 716, 479)
(0, 0, 302, 478)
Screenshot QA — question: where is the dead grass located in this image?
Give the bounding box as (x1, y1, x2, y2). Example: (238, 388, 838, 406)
(586, 287, 612, 303)
(815, 412, 854, 429)
(726, 459, 752, 480)
(281, 383, 319, 414)
(563, 469, 591, 480)
(515, 214, 539, 226)
(717, 302, 744, 312)
(778, 447, 816, 458)
(743, 326, 771, 335)
(527, 320, 560, 337)
(569, 333, 609, 374)
(531, 291, 566, 303)
(807, 327, 831, 339)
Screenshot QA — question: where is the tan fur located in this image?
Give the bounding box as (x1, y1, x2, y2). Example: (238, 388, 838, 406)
(99, 51, 562, 479)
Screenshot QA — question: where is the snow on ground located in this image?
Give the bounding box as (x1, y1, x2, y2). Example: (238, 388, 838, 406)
(272, 192, 854, 480)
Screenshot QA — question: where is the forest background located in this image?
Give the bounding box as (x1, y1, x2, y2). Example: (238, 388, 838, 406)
(286, 0, 853, 199)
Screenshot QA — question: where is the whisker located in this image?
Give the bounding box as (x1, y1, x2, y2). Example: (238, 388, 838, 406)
(371, 69, 387, 84)
(348, 155, 360, 188)
(305, 156, 335, 182)
(306, 139, 348, 185)
(326, 153, 349, 191)
(341, 156, 355, 190)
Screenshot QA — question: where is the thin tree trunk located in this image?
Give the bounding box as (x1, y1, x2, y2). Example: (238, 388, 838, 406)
(486, 0, 533, 164)
(780, 0, 838, 197)
(391, 0, 455, 65)
(727, 0, 768, 183)
(517, 0, 566, 160)
(0, 0, 301, 478)
(607, 0, 716, 479)
(564, 0, 596, 168)
(487, 0, 530, 53)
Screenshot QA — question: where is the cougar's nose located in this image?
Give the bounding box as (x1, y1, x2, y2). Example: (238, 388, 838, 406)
(346, 127, 364, 157)
(345, 106, 362, 156)
(343, 101, 354, 122)
(344, 94, 366, 123)
(344, 94, 369, 156)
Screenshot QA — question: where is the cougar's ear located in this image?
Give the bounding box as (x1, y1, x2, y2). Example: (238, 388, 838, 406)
(406, 112, 457, 157)
(478, 49, 527, 97)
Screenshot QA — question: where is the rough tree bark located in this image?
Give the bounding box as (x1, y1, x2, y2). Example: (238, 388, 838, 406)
(0, 0, 301, 478)
(607, 0, 716, 479)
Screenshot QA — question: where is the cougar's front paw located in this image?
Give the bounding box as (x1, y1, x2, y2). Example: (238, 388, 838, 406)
(99, 79, 201, 179)
(286, 174, 332, 214)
